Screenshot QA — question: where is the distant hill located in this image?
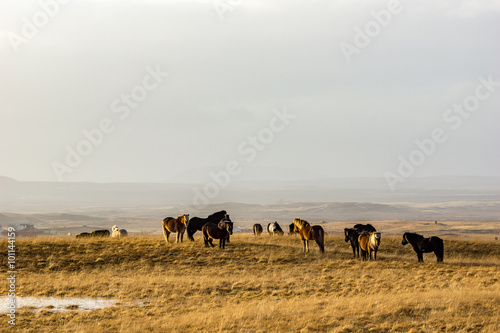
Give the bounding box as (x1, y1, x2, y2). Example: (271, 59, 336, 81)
(0, 176, 499, 224)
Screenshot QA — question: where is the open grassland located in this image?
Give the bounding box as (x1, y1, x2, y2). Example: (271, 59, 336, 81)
(2, 233, 500, 332)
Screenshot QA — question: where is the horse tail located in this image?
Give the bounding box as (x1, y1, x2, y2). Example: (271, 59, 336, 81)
(314, 226, 325, 253)
(433, 237, 444, 262)
(162, 220, 169, 243)
(186, 220, 195, 241)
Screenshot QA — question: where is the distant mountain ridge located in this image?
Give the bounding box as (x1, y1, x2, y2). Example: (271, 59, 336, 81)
(1, 175, 499, 216)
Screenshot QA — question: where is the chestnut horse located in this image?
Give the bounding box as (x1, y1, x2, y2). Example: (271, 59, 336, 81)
(359, 232, 381, 260)
(162, 214, 189, 244)
(402, 232, 443, 262)
(202, 219, 233, 249)
(253, 223, 263, 236)
(293, 218, 325, 253)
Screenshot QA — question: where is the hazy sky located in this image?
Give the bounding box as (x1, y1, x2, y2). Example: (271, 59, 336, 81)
(1, 0, 499, 183)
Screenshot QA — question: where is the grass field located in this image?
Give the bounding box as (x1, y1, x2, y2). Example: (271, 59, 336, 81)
(2, 232, 500, 332)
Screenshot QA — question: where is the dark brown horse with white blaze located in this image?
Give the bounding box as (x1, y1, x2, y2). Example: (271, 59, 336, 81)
(402, 232, 444, 262)
(293, 218, 325, 253)
(162, 214, 189, 244)
(202, 220, 233, 249)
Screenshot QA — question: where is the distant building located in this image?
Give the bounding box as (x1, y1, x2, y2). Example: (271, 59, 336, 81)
(16, 224, 36, 231)
(0, 224, 49, 237)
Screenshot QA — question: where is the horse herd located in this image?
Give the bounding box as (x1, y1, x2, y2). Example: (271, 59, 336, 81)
(76, 225, 128, 239)
(78, 210, 445, 262)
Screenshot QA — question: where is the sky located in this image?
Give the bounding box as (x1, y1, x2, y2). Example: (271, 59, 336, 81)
(1, 0, 499, 184)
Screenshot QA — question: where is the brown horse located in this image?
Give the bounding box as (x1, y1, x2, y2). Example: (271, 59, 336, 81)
(252, 223, 263, 236)
(162, 214, 189, 244)
(202, 220, 233, 249)
(358, 233, 370, 260)
(359, 232, 381, 260)
(293, 218, 325, 253)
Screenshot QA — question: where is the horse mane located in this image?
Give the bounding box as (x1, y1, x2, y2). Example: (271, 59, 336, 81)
(207, 210, 226, 219)
(293, 218, 310, 228)
(404, 232, 424, 239)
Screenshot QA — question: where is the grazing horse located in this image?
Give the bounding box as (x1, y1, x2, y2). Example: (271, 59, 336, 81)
(253, 223, 263, 236)
(91, 230, 110, 237)
(293, 218, 325, 253)
(344, 228, 360, 258)
(202, 220, 233, 249)
(354, 223, 377, 233)
(402, 232, 444, 262)
(76, 232, 91, 239)
(267, 222, 284, 236)
(359, 232, 381, 260)
(162, 214, 189, 244)
(289, 223, 298, 235)
(111, 225, 128, 237)
(186, 210, 227, 241)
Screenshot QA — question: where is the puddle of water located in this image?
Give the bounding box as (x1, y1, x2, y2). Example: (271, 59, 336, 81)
(0, 296, 117, 313)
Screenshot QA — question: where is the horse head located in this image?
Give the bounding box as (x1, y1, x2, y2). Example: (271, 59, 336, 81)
(371, 232, 381, 247)
(226, 221, 233, 235)
(182, 214, 190, 225)
(344, 228, 350, 242)
(293, 218, 308, 231)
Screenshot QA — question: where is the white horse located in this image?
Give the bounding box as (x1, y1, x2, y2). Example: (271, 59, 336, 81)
(111, 225, 128, 237)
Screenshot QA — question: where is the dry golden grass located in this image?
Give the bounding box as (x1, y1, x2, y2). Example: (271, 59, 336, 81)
(2, 232, 500, 332)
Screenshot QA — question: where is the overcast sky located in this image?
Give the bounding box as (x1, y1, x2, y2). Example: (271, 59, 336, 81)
(1, 0, 499, 183)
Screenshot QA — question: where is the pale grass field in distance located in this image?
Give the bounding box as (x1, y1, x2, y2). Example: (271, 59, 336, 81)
(2, 228, 500, 332)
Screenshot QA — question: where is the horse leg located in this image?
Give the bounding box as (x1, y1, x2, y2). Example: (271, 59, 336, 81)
(417, 251, 424, 262)
(356, 245, 359, 258)
(162, 226, 170, 244)
(435, 250, 443, 262)
(209, 238, 215, 247)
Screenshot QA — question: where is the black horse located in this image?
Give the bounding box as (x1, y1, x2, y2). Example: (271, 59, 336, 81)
(91, 229, 110, 237)
(344, 228, 360, 258)
(289, 223, 298, 235)
(186, 210, 227, 241)
(353, 223, 377, 233)
(402, 232, 444, 262)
